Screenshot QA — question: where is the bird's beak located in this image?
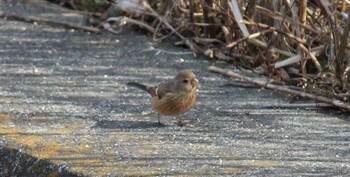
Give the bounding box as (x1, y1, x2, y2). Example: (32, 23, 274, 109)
(190, 77, 199, 87)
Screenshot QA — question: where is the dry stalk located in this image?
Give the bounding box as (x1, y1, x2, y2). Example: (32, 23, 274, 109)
(142, 1, 197, 52)
(226, 29, 274, 48)
(255, 5, 320, 34)
(241, 20, 308, 45)
(336, 6, 350, 89)
(299, 0, 308, 35)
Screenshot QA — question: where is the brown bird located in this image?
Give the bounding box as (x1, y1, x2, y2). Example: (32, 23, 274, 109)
(127, 70, 199, 126)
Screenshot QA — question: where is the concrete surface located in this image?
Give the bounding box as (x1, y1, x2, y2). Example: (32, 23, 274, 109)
(0, 1, 350, 176)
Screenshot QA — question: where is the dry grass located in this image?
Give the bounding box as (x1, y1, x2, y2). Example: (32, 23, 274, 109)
(108, 0, 350, 101)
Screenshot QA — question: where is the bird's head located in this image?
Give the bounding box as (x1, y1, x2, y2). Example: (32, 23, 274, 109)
(175, 70, 199, 93)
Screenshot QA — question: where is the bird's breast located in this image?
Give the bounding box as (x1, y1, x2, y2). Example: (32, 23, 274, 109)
(151, 91, 196, 116)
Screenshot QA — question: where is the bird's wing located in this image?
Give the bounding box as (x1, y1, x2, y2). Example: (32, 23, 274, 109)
(155, 81, 176, 99)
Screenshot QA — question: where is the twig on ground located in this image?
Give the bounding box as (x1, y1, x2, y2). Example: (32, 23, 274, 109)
(262, 103, 335, 109)
(208, 66, 350, 112)
(140, 46, 194, 55)
(107, 17, 162, 37)
(223, 81, 260, 88)
(0, 10, 100, 33)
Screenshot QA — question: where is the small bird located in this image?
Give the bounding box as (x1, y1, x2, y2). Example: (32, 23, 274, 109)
(127, 69, 199, 126)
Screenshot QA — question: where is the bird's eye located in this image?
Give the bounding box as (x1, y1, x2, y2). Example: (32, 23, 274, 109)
(183, 79, 189, 83)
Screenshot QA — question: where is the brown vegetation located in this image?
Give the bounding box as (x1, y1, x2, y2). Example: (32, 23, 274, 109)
(103, 0, 350, 109)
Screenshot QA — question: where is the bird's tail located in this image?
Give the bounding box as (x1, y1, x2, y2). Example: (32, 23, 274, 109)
(127, 82, 149, 93)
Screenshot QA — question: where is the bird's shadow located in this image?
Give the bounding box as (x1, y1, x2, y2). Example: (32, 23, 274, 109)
(93, 119, 166, 129)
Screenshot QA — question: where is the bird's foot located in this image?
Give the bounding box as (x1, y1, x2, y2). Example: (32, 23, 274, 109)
(157, 121, 166, 127)
(177, 121, 186, 126)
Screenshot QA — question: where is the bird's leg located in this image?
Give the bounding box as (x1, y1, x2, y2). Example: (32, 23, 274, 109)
(158, 113, 161, 124)
(157, 113, 165, 126)
(176, 116, 185, 126)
